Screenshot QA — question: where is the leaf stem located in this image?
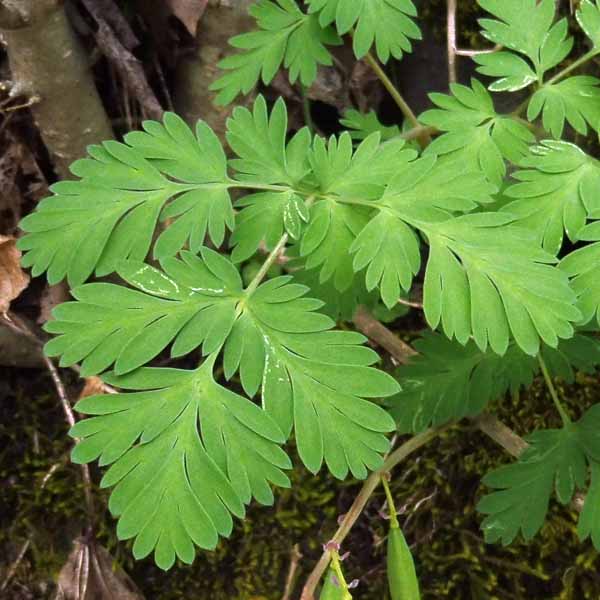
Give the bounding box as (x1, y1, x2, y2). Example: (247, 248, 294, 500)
(301, 84, 315, 134)
(363, 51, 426, 138)
(537, 354, 572, 426)
(300, 424, 451, 600)
(244, 233, 288, 298)
(329, 551, 353, 599)
(547, 48, 600, 85)
(381, 474, 400, 529)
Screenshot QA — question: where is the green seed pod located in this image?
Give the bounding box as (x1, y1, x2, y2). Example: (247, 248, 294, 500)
(387, 525, 421, 600)
(320, 568, 346, 599)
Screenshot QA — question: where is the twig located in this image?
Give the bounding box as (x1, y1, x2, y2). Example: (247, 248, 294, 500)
(447, 0, 458, 84)
(1, 313, 117, 395)
(473, 413, 528, 457)
(447, 0, 501, 83)
(41, 355, 97, 521)
(0, 461, 63, 593)
(281, 544, 303, 600)
(95, 21, 163, 120)
(352, 305, 417, 365)
(300, 425, 451, 600)
(1, 313, 97, 520)
(80, 0, 138, 50)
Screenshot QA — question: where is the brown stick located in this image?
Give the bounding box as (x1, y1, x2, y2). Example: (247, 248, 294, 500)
(447, 0, 458, 84)
(352, 305, 417, 364)
(80, 0, 139, 50)
(94, 20, 163, 120)
(473, 413, 529, 458)
(281, 544, 303, 600)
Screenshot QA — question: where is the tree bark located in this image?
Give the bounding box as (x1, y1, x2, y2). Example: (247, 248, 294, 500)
(0, 0, 113, 179)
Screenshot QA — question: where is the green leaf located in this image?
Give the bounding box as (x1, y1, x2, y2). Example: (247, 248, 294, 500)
(230, 190, 309, 263)
(347, 153, 497, 309)
(300, 199, 372, 292)
(560, 220, 600, 326)
(478, 425, 588, 545)
(542, 334, 600, 383)
(479, 404, 600, 546)
(475, 0, 571, 89)
(43, 249, 242, 375)
(579, 461, 600, 549)
(306, 0, 422, 62)
(340, 109, 401, 141)
(389, 332, 600, 433)
(309, 132, 417, 200)
(502, 140, 600, 254)
(70, 357, 291, 569)
(18, 113, 233, 286)
(577, 0, 600, 49)
(350, 209, 421, 309)
(383, 153, 498, 214)
(473, 52, 538, 92)
(210, 0, 340, 105)
(418, 213, 581, 356)
(528, 76, 600, 139)
(421, 79, 535, 185)
(226, 95, 313, 186)
(289, 264, 377, 321)
(223, 275, 399, 479)
(389, 332, 537, 433)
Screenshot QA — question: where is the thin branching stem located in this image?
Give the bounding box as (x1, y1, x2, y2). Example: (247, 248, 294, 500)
(363, 52, 420, 129)
(538, 354, 572, 426)
(381, 475, 399, 529)
(300, 424, 451, 599)
(547, 48, 600, 85)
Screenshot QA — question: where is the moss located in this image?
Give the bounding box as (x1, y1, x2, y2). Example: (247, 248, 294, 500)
(3, 366, 600, 599)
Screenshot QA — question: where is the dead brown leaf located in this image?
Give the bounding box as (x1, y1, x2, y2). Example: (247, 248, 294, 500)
(167, 0, 209, 36)
(79, 377, 106, 399)
(38, 282, 70, 324)
(0, 235, 29, 315)
(56, 538, 144, 600)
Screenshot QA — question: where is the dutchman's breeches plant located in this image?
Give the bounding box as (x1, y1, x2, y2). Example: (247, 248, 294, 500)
(17, 0, 600, 596)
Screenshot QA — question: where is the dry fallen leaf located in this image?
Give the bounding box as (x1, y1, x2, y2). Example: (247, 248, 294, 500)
(167, 0, 209, 36)
(79, 376, 106, 399)
(56, 538, 145, 600)
(0, 235, 29, 315)
(38, 281, 70, 324)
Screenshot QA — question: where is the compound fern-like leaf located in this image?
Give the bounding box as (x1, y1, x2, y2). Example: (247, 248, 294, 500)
(211, 0, 340, 104)
(528, 77, 600, 139)
(70, 358, 291, 569)
(18, 113, 233, 286)
(474, 0, 572, 91)
(389, 332, 600, 433)
(478, 405, 600, 545)
(503, 141, 600, 254)
(44, 249, 242, 375)
(307, 0, 421, 62)
(224, 275, 400, 478)
(420, 79, 535, 185)
(560, 220, 600, 326)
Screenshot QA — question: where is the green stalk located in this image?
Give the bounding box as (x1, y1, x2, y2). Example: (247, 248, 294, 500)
(547, 48, 600, 85)
(538, 354, 572, 426)
(363, 51, 421, 130)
